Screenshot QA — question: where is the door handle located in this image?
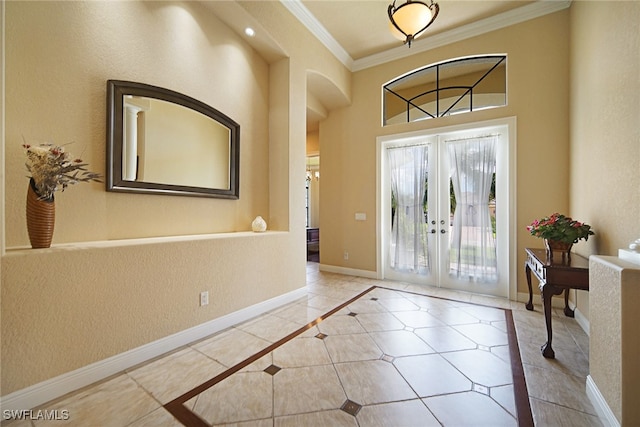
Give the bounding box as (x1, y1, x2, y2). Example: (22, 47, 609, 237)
(441, 229, 446, 234)
(431, 229, 436, 234)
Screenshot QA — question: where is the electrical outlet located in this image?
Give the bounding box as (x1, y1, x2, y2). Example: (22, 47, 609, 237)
(344, 251, 349, 260)
(200, 291, 209, 306)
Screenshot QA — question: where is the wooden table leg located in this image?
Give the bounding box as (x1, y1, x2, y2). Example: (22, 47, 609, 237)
(541, 283, 564, 358)
(563, 289, 575, 317)
(525, 263, 534, 311)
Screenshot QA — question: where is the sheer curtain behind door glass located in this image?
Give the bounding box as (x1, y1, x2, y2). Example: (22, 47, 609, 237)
(448, 136, 498, 283)
(388, 145, 429, 275)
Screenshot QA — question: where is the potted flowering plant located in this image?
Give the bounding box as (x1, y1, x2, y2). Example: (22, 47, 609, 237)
(527, 213, 594, 244)
(23, 142, 101, 248)
(527, 213, 594, 260)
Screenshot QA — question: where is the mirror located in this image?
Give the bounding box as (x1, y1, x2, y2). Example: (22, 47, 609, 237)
(107, 80, 240, 198)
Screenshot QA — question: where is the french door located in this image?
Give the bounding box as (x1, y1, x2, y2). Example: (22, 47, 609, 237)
(379, 121, 513, 298)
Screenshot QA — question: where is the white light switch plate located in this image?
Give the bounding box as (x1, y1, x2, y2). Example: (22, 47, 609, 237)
(355, 212, 366, 221)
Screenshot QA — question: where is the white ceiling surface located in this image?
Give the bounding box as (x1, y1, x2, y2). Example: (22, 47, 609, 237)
(203, 0, 571, 131)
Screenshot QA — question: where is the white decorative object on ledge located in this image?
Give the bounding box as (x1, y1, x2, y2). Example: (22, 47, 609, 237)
(619, 249, 640, 265)
(252, 216, 267, 232)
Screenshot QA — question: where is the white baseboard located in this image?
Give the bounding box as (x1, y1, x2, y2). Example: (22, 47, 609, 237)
(318, 263, 378, 279)
(586, 375, 619, 427)
(574, 306, 590, 337)
(0, 287, 307, 412)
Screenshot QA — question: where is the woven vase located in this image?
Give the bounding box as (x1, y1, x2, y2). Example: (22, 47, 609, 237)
(26, 178, 55, 248)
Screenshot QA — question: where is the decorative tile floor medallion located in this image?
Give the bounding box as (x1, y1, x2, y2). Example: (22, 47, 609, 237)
(163, 286, 533, 427)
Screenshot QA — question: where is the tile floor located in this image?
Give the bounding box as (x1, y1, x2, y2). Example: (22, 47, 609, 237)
(7, 263, 601, 426)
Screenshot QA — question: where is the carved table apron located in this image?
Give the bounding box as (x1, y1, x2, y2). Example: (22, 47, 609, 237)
(524, 248, 589, 358)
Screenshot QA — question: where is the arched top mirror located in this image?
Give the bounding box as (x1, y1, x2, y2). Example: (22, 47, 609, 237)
(107, 80, 240, 199)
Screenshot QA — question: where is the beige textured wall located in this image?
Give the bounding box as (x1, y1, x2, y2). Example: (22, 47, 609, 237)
(569, 1, 640, 319)
(320, 11, 571, 296)
(5, 1, 271, 243)
(1, 0, 348, 396)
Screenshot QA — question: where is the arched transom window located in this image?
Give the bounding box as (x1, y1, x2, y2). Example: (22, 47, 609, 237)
(383, 55, 506, 125)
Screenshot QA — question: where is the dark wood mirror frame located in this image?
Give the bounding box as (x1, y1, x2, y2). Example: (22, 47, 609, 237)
(106, 80, 240, 199)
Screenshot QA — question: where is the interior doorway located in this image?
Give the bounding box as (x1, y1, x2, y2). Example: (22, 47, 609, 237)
(377, 118, 516, 298)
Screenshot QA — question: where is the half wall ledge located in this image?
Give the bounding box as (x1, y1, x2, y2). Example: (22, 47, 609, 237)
(4, 230, 288, 254)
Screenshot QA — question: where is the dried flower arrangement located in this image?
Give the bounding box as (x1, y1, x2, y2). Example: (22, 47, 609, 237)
(23, 142, 102, 200)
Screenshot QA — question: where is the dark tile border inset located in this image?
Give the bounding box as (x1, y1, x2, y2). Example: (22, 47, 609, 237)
(164, 286, 533, 427)
(164, 287, 376, 426)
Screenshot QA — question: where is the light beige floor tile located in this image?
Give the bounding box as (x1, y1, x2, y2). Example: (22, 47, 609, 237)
(33, 375, 159, 427)
(127, 408, 183, 427)
(354, 312, 405, 332)
(376, 297, 421, 312)
(273, 365, 347, 416)
(391, 309, 445, 328)
(523, 364, 597, 415)
(270, 303, 325, 325)
(324, 333, 383, 363)
(368, 287, 406, 300)
(424, 306, 481, 325)
(369, 330, 435, 357)
(218, 419, 274, 427)
(518, 337, 590, 378)
(127, 347, 227, 404)
(237, 314, 302, 343)
(357, 399, 440, 427)
(191, 371, 273, 424)
(423, 391, 517, 426)
(442, 349, 513, 387)
(452, 322, 509, 347)
(414, 325, 478, 352)
(317, 313, 367, 335)
(275, 409, 357, 427)
(459, 305, 508, 321)
(490, 344, 512, 364)
(273, 336, 332, 367)
(335, 360, 417, 405)
(530, 397, 603, 427)
(345, 298, 387, 314)
(304, 294, 349, 312)
(491, 384, 517, 417)
(192, 327, 271, 368)
(394, 354, 472, 397)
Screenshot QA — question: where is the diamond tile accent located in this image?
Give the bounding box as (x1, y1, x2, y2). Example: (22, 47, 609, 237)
(381, 354, 395, 363)
(473, 383, 489, 395)
(264, 364, 282, 376)
(371, 297, 379, 301)
(340, 399, 362, 416)
(315, 332, 328, 340)
(348, 312, 358, 317)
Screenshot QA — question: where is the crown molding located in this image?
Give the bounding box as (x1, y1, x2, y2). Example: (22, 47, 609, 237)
(353, 0, 571, 71)
(280, 0, 354, 69)
(283, 0, 571, 73)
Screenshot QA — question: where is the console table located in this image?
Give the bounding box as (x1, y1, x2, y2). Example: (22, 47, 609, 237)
(524, 248, 589, 358)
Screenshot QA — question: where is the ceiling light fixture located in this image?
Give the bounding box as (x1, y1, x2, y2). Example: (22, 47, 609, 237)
(388, 0, 439, 47)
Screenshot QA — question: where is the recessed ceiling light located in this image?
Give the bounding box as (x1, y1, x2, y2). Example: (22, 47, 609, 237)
(244, 27, 255, 37)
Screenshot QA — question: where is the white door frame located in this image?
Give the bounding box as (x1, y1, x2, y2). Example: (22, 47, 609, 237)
(376, 117, 518, 300)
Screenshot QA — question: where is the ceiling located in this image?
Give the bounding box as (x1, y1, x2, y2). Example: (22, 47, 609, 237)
(298, 0, 535, 61)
